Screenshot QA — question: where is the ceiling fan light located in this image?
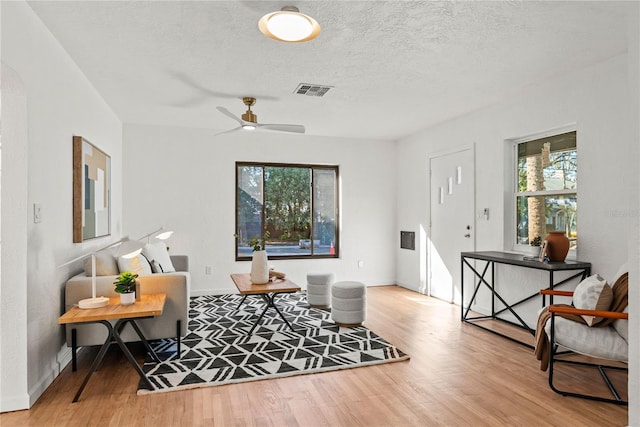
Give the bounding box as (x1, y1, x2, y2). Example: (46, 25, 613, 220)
(242, 124, 256, 130)
(259, 6, 320, 42)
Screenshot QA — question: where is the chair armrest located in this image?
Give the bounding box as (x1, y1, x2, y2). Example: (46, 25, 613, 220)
(549, 305, 628, 320)
(540, 289, 574, 297)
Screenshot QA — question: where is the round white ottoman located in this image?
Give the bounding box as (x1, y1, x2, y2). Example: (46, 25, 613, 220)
(307, 273, 334, 308)
(331, 281, 366, 327)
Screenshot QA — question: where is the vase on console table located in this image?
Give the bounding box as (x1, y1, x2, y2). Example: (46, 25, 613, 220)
(545, 231, 570, 262)
(250, 250, 269, 284)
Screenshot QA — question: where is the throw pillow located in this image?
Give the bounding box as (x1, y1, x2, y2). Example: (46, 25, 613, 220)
(83, 249, 119, 276)
(142, 241, 175, 273)
(117, 254, 152, 276)
(572, 274, 613, 326)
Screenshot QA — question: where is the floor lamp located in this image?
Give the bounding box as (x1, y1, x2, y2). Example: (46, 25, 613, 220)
(60, 237, 143, 309)
(138, 227, 174, 243)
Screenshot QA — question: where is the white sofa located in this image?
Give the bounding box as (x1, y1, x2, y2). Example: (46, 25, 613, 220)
(64, 255, 190, 365)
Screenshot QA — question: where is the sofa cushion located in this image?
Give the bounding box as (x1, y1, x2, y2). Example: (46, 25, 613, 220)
(142, 241, 175, 273)
(117, 253, 152, 276)
(573, 274, 613, 326)
(83, 249, 119, 276)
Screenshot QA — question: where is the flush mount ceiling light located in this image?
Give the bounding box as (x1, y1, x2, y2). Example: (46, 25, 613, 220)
(258, 6, 321, 42)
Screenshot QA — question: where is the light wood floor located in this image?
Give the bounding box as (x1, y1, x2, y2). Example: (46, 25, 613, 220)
(1, 286, 628, 426)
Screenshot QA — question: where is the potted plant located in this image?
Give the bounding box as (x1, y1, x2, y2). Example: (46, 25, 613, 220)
(113, 271, 138, 305)
(248, 232, 270, 284)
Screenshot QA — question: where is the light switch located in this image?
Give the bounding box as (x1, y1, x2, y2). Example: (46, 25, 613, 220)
(34, 203, 42, 223)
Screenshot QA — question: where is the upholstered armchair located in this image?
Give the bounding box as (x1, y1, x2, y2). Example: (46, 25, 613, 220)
(535, 267, 628, 405)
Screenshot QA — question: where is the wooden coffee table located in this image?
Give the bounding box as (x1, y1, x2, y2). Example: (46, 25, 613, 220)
(230, 273, 301, 335)
(58, 293, 166, 402)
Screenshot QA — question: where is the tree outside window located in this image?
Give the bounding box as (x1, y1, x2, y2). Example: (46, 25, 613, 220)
(236, 162, 339, 260)
(516, 131, 577, 250)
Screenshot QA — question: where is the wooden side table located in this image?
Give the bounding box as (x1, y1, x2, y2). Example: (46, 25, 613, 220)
(58, 293, 166, 402)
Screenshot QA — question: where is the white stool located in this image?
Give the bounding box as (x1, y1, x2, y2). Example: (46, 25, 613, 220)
(307, 273, 333, 308)
(331, 281, 366, 326)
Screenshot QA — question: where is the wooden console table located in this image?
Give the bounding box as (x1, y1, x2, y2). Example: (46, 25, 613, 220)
(460, 251, 591, 348)
(58, 293, 166, 402)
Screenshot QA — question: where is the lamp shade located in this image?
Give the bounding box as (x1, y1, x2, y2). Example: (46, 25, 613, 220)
(258, 6, 321, 42)
(115, 239, 143, 258)
(138, 227, 174, 243)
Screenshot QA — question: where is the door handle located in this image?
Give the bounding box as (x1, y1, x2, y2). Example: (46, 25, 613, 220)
(464, 234, 471, 238)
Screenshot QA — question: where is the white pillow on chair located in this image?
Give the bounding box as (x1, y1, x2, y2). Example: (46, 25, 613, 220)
(572, 274, 613, 326)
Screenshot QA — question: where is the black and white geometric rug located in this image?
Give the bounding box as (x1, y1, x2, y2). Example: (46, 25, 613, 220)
(137, 293, 409, 395)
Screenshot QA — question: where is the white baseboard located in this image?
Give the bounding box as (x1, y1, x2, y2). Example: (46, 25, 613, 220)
(56, 345, 73, 372)
(395, 280, 423, 294)
(26, 345, 72, 408)
(0, 393, 30, 413)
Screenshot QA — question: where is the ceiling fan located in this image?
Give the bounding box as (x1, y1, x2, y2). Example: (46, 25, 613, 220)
(215, 97, 305, 136)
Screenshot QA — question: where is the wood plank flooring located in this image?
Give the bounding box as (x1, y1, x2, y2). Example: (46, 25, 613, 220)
(1, 286, 628, 426)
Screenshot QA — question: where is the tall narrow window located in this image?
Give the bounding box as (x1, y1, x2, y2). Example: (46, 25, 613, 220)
(515, 131, 577, 250)
(236, 162, 339, 260)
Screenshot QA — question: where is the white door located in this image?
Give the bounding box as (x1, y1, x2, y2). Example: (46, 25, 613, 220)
(429, 147, 475, 303)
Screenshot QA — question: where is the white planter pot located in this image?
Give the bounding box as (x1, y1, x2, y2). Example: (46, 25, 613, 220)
(250, 250, 269, 284)
(120, 292, 135, 305)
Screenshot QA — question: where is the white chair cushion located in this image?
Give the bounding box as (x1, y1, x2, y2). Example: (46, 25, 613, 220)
(572, 274, 613, 326)
(545, 317, 628, 362)
(613, 306, 629, 343)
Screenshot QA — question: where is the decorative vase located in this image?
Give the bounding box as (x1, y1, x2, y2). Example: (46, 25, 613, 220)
(250, 250, 269, 284)
(545, 231, 570, 262)
(120, 292, 135, 305)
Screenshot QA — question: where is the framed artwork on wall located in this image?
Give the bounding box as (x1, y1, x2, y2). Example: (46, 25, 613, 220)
(73, 136, 111, 243)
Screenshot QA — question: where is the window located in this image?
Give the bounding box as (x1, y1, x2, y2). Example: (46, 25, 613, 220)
(515, 131, 577, 250)
(236, 162, 339, 260)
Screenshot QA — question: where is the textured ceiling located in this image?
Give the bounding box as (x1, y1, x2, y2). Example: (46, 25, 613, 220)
(26, 1, 631, 141)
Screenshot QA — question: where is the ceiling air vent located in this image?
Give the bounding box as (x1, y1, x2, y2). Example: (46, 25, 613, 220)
(294, 83, 332, 97)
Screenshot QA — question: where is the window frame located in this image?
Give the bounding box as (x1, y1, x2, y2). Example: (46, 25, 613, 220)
(507, 127, 578, 256)
(235, 161, 340, 261)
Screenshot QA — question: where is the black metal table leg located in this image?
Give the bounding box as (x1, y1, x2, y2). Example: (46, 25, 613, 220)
(268, 294, 295, 332)
(72, 320, 116, 403)
(246, 292, 295, 335)
(127, 319, 161, 363)
(111, 319, 155, 389)
(236, 294, 248, 309)
(72, 318, 157, 402)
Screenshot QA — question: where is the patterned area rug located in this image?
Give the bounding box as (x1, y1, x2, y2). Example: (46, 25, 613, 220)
(138, 293, 409, 395)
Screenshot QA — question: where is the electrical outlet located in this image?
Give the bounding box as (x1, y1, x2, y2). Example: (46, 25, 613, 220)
(358, 260, 364, 268)
(205, 266, 212, 275)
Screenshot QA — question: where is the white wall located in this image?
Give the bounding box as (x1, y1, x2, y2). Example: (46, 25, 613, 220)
(123, 124, 397, 295)
(396, 48, 639, 421)
(0, 2, 123, 410)
(1, 63, 30, 412)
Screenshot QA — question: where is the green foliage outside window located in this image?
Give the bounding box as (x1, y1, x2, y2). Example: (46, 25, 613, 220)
(236, 162, 339, 260)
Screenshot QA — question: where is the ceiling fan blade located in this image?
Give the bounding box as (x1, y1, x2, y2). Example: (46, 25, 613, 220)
(216, 106, 245, 125)
(257, 123, 306, 134)
(213, 126, 242, 137)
